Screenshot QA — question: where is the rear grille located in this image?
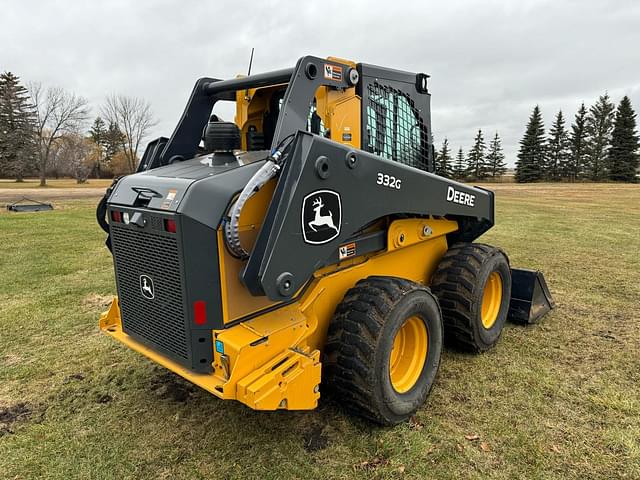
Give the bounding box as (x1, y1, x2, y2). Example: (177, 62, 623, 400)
(110, 221, 189, 361)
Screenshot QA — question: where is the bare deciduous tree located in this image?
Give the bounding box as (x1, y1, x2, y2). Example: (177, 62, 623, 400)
(29, 83, 89, 186)
(58, 133, 94, 183)
(102, 94, 156, 173)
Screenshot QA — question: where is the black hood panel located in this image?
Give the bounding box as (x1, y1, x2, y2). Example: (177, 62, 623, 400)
(108, 151, 268, 228)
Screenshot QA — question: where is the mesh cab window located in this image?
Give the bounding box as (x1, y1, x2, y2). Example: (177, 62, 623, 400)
(365, 83, 428, 170)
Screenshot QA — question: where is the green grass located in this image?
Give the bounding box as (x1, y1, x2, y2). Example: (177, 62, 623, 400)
(0, 184, 639, 479)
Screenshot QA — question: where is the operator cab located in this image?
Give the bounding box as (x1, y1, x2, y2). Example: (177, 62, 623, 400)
(136, 57, 433, 174)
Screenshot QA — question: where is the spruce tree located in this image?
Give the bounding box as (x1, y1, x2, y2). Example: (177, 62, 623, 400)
(466, 129, 487, 180)
(486, 132, 507, 179)
(568, 103, 588, 181)
(452, 147, 467, 180)
(436, 138, 453, 178)
(90, 116, 107, 145)
(89, 116, 108, 177)
(546, 110, 570, 181)
(608, 96, 639, 182)
(104, 121, 125, 161)
(0, 72, 37, 181)
(515, 105, 546, 182)
(585, 93, 615, 180)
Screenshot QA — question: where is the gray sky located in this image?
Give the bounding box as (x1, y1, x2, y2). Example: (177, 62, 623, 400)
(2, 0, 639, 165)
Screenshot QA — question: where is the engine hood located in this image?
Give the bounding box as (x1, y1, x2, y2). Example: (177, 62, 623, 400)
(108, 150, 269, 229)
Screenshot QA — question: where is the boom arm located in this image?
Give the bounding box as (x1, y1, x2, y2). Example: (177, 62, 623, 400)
(241, 132, 494, 301)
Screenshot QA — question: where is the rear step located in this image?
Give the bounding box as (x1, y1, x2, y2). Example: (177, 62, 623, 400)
(508, 268, 555, 324)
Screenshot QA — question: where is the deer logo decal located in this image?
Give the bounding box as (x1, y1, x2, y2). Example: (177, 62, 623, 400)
(302, 190, 341, 244)
(140, 275, 155, 299)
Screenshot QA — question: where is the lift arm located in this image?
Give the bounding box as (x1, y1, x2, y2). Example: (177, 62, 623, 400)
(241, 132, 494, 301)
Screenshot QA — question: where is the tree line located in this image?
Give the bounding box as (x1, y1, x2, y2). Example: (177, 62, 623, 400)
(433, 130, 508, 181)
(0, 71, 156, 185)
(3, 69, 638, 184)
(433, 93, 638, 183)
(515, 94, 638, 182)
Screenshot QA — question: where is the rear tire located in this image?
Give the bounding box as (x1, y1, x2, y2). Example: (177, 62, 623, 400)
(323, 276, 443, 426)
(430, 243, 511, 352)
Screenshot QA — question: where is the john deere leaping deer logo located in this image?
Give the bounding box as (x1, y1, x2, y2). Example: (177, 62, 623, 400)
(302, 190, 341, 244)
(309, 197, 338, 232)
(139, 275, 155, 299)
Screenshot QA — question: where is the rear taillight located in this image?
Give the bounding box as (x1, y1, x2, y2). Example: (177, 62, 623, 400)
(164, 219, 177, 233)
(194, 300, 206, 325)
(111, 210, 122, 223)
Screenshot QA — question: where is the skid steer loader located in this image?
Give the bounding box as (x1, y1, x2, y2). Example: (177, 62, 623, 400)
(97, 56, 554, 425)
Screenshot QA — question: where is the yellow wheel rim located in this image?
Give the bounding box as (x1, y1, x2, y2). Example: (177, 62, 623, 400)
(389, 316, 428, 393)
(481, 271, 503, 329)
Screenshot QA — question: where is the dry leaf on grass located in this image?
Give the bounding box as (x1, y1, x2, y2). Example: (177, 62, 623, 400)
(480, 441, 491, 452)
(409, 416, 424, 430)
(358, 456, 389, 470)
(464, 434, 480, 441)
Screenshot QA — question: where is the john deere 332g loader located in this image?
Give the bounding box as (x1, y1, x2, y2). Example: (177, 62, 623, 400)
(97, 56, 553, 425)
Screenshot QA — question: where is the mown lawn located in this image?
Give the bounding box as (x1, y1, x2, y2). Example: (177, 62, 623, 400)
(0, 184, 638, 479)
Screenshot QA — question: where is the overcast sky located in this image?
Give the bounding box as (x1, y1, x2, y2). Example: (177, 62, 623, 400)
(2, 0, 639, 165)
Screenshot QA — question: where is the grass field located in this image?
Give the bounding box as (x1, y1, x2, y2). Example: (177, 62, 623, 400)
(0, 184, 639, 479)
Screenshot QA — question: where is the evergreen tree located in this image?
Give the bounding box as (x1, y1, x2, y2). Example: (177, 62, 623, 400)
(452, 147, 467, 180)
(89, 116, 107, 145)
(486, 132, 507, 179)
(466, 129, 488, 180)
(608, 96, 639, 182)
(546, 110, 570, 181)
(585, 93, 615, 180)
(89, 116, 108, 177)
(515, 105, 546, 182)
(104, 121, 125, 161)
(0, 72, 37, 181)
(568, 103, 588, 181)
(436, 138, 453, 178)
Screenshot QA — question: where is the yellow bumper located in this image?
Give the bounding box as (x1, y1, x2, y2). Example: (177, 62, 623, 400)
(99, 298, 321, 410)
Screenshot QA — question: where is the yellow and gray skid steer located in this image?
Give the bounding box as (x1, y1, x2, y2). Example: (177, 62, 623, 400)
(96, 56, 554, 425)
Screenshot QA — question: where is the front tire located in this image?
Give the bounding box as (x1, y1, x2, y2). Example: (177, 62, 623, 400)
(430, 243, 512, 352)
(323, 276, 443, 426)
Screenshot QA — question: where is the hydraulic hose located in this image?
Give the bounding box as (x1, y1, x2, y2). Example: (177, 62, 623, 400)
(96, 194, 110, 234)
(96, 177, 122, 253)
(224, 148, 287, 259)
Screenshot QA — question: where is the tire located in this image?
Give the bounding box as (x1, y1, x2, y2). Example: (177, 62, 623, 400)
(323, 276, 443, 426)
(430, 243, 511, 352)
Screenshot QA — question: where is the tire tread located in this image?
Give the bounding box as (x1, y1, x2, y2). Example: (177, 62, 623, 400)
(430, 243, 508, 352)
(324, 276, 431, 424)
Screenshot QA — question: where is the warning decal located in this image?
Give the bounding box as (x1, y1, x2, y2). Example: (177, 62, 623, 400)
(324, 64, 343, 81)
(339, 242, 356, 260)
(161, 189, 178, 210)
